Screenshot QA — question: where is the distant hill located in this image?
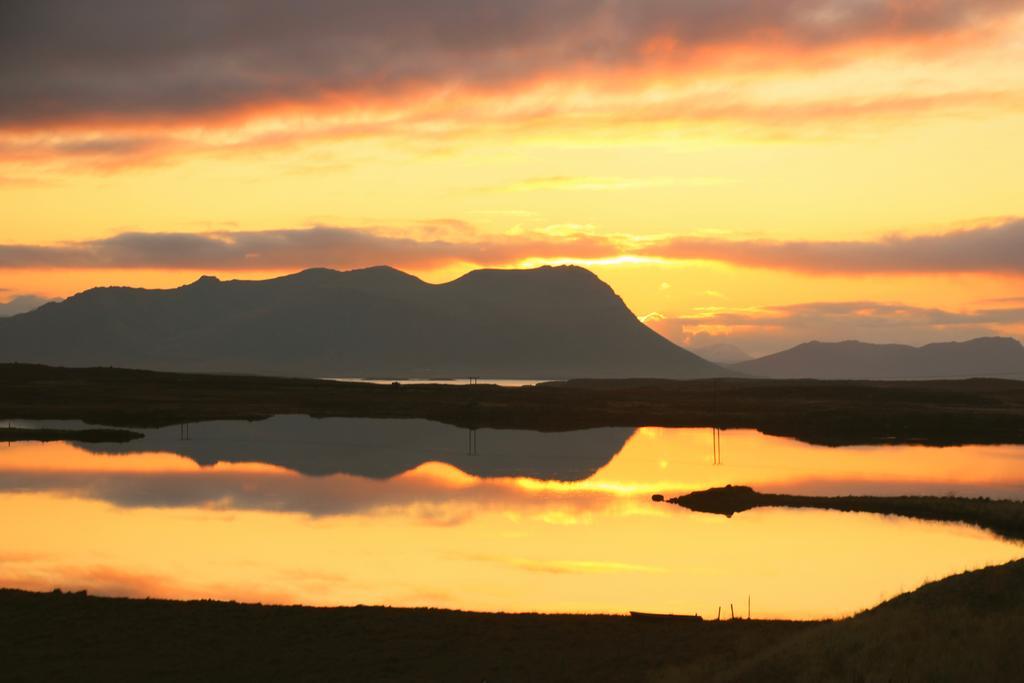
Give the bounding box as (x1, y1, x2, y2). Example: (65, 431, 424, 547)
(691, 343, 752, 365)
(0, 265, 726, 379)
(734, 337, 1024, 380)
(0, 295, 54, 317)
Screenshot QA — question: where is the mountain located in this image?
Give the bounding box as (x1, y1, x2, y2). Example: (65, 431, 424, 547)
(691, 342, 752, 365)
(0, 295, 55, 317)
(733, 337, 1024, 380)
(0, 265, 726, 379)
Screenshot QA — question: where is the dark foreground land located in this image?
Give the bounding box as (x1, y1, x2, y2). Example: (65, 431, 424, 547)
(3, 363, 1024, 446)
(667, 485, 1024, 541)
(4, 558, 1024, 682)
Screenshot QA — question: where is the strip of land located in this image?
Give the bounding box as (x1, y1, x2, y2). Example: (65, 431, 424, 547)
(3, 557, 1024, 682)
(3, 363, 1024, 446)
(0, 426, 144, 443)
(663, 485, 1024, 541)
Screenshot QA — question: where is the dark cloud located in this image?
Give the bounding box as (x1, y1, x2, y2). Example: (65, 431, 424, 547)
(980, 296, 1024, 305)
(678, 301, 1024, 328)
(0, 225, 617, 270)
(642, 219, 1024, 274)
(3, 219, 1024, 275)
(1, 0, 1019, 127)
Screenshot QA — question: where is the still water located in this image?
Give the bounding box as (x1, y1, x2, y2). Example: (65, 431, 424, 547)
(2, 417, 1023, 619)
(324, 377, 545, 387)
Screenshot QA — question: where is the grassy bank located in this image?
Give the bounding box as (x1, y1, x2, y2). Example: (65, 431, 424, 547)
(0, 588, 807, 683)
(3, 363, 1024, 446)
(663, 558, 1024, 682)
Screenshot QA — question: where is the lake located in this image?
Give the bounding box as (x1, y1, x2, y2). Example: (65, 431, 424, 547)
(2, 417, 1022, 619)
(324, 377, 546, 387)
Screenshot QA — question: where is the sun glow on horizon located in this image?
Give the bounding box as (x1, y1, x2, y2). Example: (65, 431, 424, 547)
(3, 2, 1024, 354)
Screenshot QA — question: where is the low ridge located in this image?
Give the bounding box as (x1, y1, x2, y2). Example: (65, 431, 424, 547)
(734, 337, 1024, 380)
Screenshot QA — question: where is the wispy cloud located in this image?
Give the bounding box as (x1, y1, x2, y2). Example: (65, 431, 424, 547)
(4, 85, 1021, 173)
(497, 557, 668, 575)
(979, 296, 1024, 305)
(639, 219, 1024, 274)
(500, 176, 734, 192)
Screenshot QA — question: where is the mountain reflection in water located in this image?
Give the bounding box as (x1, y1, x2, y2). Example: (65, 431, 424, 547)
(72, 417, 636, 481)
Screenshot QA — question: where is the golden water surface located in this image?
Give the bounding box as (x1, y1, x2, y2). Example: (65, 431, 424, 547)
(1, 421, 1022, 619)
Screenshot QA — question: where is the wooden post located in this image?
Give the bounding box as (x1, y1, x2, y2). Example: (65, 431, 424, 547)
(717, 606, 721, 621)
(730, 603, 734, 620)
(748, 595, 751, 620)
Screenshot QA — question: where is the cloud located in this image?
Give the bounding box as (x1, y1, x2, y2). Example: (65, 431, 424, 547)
(646, 300, 1024, 356)
(500, 176, 734, 192)
(980, 296, 1024, 305)
(2, 0, 1020, 129)
(3, 219, 1024, 276)
(497, 557, 668, 575)
(678, 300, 1024, 331)
(3, 84, 1020, 172)
(0, 225, 619, 271)
(640, 219, 1024, 274)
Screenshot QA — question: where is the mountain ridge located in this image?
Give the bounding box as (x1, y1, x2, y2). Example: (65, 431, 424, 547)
(691, 342, 753, 365)
(734, 336, 1024, 380)
(0, 265, 725, 380)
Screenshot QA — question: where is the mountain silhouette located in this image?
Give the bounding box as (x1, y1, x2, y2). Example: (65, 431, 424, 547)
(0, 295, 54, 317)
(0, 265, 725, 379)
(691, 342, 752, 364)
(733, 337, 1024, 380)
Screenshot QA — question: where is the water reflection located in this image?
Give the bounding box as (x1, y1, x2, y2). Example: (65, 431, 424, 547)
(1, 420, 1023, 618)
(11, 417, 1023, 499)
(66, 417, 633, 480)
(325, 377, 545, 387)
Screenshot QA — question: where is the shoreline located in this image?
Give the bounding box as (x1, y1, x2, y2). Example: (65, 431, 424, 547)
(662, 485, 1024, 541)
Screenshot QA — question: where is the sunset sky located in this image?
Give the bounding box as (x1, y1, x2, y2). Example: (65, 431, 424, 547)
(2, 1, 1023, 355)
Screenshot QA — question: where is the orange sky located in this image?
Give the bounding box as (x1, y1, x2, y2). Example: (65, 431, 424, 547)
(2, 1, 1023, 354)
